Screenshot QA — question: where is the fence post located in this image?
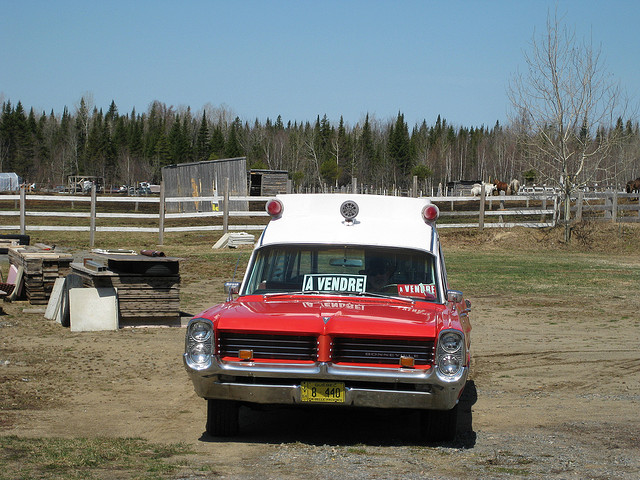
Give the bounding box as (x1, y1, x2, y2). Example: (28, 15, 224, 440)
(352, 177, 358, 194)
(412, 176, 417, 197)
(604, 193, 612, 220)
(19, 185, 26, 235)
(541, 196, 547, 223)
(223, 177, 229, 235)
(89, 183, 96, 247)
(612, 190, 618, 223)
(158, 181, 165, 246)
(479, 184, 485, 231)
(576, 191, 584, 222)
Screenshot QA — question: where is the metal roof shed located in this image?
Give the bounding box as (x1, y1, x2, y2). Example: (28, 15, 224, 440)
(162, 157, 248, 213)
(0, 173, 22, 192)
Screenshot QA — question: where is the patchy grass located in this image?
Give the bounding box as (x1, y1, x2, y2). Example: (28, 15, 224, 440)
(0, 436, 192, 480)
(445, 250, 640, 298)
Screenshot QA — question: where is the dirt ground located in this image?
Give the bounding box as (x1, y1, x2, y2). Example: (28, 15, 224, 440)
(1, 226, 639, 479)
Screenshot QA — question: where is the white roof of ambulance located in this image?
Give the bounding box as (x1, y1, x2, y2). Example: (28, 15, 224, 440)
(258, 194, 437, 254)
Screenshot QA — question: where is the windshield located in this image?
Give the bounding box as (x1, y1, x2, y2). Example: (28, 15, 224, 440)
(243, 245, 439, 302)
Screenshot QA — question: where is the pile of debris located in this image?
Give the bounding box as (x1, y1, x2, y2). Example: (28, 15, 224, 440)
(69, 250, 181, 328)
(7, 244, 73, 304)
(0, 241, 183, 331)
(212, 232, 255, 249)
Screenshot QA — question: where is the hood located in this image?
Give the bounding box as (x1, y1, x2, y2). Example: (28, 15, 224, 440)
(206, 295, 446, 339)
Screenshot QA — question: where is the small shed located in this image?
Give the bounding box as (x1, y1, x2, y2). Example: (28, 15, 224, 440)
(248, 169, 290, 196)
(162, 157, 248, 213)
(0, 173, 22, 192)
(446, 180, 483, 196)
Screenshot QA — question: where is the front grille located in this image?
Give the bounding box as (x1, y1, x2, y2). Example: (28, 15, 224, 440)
(332, 337, 434, 365)
(218, 332, 317, 361)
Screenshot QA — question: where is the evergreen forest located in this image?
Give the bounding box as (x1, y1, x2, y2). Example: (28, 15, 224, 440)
(1, 97, 639, 192)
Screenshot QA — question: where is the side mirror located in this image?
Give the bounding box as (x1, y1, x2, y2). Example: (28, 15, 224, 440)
(224, 282, 240, 294)
(224, 281, 240, 301)
(447, 290, 463, 304)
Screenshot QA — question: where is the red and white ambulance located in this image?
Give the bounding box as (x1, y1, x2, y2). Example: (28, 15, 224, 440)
(184, 194, 471, 441)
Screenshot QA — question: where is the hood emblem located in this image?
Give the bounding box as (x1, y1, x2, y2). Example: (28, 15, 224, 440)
(323, 316, 331, 324)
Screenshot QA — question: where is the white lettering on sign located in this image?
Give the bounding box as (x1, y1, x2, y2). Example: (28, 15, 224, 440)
(302, 274, 366, 294)
(397, 283, 436, 299)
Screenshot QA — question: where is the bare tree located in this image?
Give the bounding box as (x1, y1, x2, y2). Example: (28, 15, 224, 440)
(508, 10, 630, 241)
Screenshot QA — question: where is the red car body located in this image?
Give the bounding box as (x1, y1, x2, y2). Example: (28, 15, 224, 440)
(184, 194, 471, 441)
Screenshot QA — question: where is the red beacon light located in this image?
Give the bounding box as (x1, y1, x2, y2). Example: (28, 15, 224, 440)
(422, 204, 439, 224)
(265, 198, 284, 218)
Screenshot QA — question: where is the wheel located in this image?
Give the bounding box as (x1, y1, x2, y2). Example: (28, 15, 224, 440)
(206, 399, 239, 437)
(142, 263, 178, 276)
(59, 288, 70, 327)
(420, 404, 458, 442)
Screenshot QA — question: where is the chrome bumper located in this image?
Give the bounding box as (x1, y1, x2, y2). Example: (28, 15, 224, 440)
(184, 356, 467, 410)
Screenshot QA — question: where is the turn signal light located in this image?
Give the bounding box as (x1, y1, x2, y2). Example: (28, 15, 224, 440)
(238, 349, 254, 361)
(399, 355, 415, 368)
(422, 204, 439, 224)
(265, 199, 284, 218)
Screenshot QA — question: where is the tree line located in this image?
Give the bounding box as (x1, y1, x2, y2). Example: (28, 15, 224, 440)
(1, 97, 638, 192)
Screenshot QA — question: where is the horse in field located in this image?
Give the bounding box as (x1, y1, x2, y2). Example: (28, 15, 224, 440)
(471, 182, 496, 197)
(626, 178, 640, 194)
(508, 179, 520, 195)
(492, 180, 509, 195)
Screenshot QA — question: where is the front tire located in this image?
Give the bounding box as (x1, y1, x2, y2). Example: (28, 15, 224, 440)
(420, 404, 458, 442)
(206, 399, 239, 437)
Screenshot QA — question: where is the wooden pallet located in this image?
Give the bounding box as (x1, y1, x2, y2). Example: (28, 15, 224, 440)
(70, 261, 181, 324)
(8, 247, 73, 304)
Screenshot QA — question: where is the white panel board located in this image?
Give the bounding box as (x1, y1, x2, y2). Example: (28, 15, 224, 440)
(69, 288, 118, 332)
(45, 277, 66, 321)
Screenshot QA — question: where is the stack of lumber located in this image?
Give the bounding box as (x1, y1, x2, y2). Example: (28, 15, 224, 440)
(0, 234, 30, 254)
(70, 253, 181, 327)
(8, 245, 73, 304)
(213, 232, 255, 249)
(0, 238, 21, 253)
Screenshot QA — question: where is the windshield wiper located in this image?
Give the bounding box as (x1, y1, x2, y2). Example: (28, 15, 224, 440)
(351, 291, 415, 304)
(263, 290, 340, 298)
(263, 290, 416, 304)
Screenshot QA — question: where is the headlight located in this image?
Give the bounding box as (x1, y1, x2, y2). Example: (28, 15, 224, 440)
(438, 354, 461, 375)
(190, 321, 212, 342)
(435, 330, 465, 380)
(188, 342, 212, 365)
(440, 332, 462, 353)
(185, 318, 214, 369)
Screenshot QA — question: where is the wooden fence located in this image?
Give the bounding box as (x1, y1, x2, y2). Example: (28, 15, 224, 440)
(572, 191, 640, 223)
(1, 183, 637, 247)
(430, 193, 557, 229)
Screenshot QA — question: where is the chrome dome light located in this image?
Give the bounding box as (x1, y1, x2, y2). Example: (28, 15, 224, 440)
(340, 200, 359, 222)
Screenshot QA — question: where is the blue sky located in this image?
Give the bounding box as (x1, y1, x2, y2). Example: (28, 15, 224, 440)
(1, 0, 638, 128)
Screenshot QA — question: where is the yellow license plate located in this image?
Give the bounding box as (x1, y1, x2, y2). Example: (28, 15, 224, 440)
(300, 381, 345, 403)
